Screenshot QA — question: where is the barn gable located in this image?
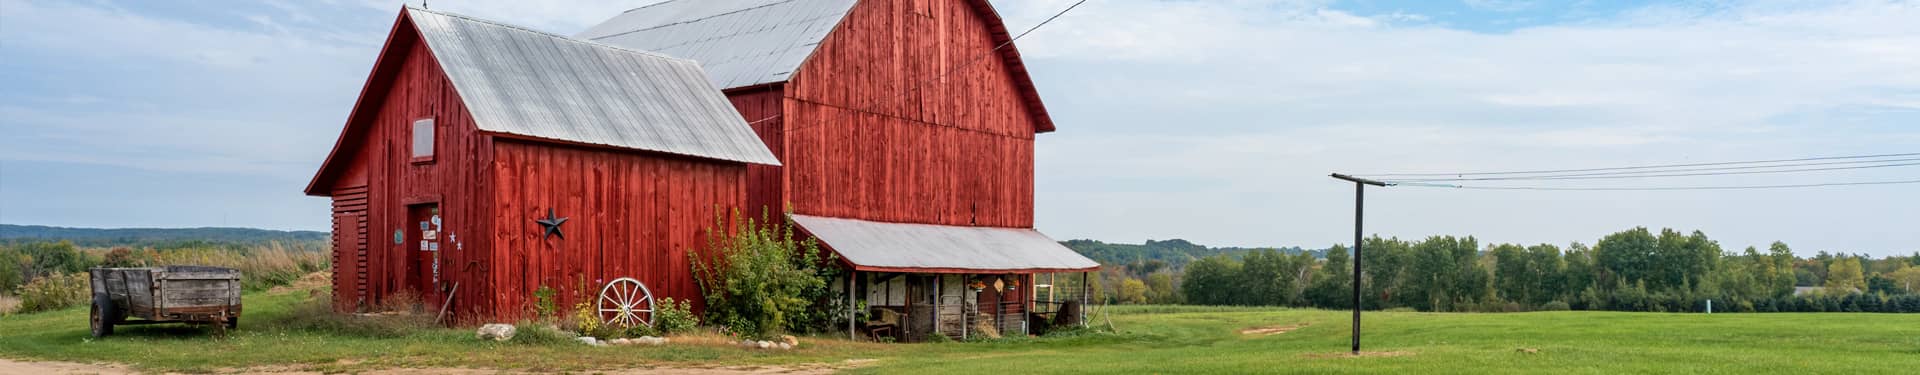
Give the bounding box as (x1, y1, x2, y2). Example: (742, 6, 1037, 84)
(578, 0, 1056, 133)
(307, 7, 780, 196)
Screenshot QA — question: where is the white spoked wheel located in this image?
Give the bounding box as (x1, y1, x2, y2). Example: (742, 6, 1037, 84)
(598, 277, 655, 328)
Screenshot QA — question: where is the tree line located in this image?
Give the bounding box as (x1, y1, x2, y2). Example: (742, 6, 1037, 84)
(1096, 227, 1920, 313)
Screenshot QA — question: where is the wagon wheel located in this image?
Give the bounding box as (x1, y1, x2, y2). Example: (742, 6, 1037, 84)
(597, 278, 654, 328)
(89, 295, 115, 338)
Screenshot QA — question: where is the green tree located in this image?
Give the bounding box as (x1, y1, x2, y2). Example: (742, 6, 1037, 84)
(1118, 278, 1148, 304)
(1306, 244, 1352, 308)
(0, 249, 24, 292)
(1144, 272, 1180, 304)
(1825, 257, 1866, 293)
(1595, 228, 1658, 292)
(1767, 242, 1799, 298)
(1885, 265, 1920, 294)
(1181, 255, 1242, 305)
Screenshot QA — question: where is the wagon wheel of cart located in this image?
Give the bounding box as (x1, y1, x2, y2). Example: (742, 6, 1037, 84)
(89, 294, 115, 338)
(597, 277, 654, 328)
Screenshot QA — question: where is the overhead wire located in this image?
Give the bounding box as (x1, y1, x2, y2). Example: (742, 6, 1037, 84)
(1355, 152, 1920, 178)
(1387, 160, 1920, 182)
(1390, 179, 1920, 191)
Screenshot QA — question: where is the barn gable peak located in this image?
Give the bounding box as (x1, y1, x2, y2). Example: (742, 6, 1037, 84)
(580, 0, 1057, 133)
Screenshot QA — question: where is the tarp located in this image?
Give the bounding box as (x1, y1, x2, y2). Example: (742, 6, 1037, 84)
(791, 215, 1099, 274)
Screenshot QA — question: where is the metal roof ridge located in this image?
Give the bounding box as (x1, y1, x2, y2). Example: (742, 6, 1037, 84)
(404, 5, 697, 66)
(586, 0, 805, 41)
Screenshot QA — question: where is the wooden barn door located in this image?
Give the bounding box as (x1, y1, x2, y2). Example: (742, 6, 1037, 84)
(406, 203, 443, 309)
(331, 187, 369, 312)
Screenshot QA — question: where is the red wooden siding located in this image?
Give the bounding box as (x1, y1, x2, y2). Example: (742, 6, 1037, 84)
(727, 87, 788, 221)
(489, 140, 749, 318)
(328, 24, 498, 322)
(768, 0, 1039, 227)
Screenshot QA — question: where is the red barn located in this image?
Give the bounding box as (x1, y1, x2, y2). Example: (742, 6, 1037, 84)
(304, 7, 780, 322)
(581, 0, 1098, 340)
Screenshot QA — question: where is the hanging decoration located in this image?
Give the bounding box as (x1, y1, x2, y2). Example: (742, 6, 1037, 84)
(535, 208, 569, 240)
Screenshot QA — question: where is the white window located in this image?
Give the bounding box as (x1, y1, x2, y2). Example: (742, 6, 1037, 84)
(411, 118, 435, 161)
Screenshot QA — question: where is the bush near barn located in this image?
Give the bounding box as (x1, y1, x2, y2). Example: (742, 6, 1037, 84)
(689, 213, 840, 339)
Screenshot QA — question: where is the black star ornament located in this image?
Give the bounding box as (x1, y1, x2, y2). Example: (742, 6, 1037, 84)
(535, 208, 568, 241)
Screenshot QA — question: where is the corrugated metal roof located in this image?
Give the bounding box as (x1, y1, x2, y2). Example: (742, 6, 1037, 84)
(407, 7, 781, 166)
(574, 0, 859, 90)
(791, 215, 1100, 273)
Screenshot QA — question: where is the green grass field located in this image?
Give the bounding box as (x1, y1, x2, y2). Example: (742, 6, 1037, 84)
(3, 291, 1918, 374)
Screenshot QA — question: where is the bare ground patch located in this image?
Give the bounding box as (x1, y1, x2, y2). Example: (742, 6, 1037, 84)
(1238, 323, 1306, 336)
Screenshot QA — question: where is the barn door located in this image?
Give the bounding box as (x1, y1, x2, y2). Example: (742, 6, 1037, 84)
(406, 204, 443, 309)
(332, 212, 362, 311)
(331, 187, 369, 312)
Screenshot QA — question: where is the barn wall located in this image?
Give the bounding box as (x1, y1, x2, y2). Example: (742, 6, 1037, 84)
(782, 0, 1039, 227)
(725, 87, 787, 221)
(489, 140, 749, 318)
(330, 25, 497, 321)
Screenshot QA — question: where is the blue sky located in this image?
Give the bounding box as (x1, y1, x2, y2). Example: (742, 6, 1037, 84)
(2, 0, 1916, 256)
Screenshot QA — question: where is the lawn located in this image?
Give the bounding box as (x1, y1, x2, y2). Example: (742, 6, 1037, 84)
(3, 291, 1918, 374)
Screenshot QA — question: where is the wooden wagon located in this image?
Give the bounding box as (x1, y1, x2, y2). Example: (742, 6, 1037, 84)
(88, 266, 243, 337)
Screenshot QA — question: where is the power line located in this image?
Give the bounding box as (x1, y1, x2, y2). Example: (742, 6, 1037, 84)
(1390, 160, 1920, 182)
(1356, 152, 1920, 178)
(1389, 156, 1920, 181)
(743, 0, 1088, 131)
(1391, 179, 1920, 191)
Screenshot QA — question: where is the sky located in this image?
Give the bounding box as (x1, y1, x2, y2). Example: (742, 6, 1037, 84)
(1, 0, 1916, 257)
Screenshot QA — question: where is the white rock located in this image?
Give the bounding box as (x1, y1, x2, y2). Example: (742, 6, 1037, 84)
(777, 343, 792, 350)
(577, 337, 604, 346)
(476, 324, 517, 342)
(741, 340, 757, 347)
(609, 338, 631, 345)
(757, 340, 773, 349)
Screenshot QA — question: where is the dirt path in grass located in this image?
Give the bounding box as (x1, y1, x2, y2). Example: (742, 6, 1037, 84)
(0, 358, 841, 374)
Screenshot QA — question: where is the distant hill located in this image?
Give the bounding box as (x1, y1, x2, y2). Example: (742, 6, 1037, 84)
(0, 224, 327, 247)
(1061, 238, 1326, 271)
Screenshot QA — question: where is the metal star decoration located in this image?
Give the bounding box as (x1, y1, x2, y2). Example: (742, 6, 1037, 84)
(535, 208, 568, 241)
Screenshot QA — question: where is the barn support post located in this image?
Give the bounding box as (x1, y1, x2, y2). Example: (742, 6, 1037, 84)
(1330, 173, 1388, 355)
(847, 271, 857, 341)
(1079, 272, 1089, 328)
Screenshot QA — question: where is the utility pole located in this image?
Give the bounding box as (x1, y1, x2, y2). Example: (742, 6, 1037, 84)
(1330, 173, 1389, 355)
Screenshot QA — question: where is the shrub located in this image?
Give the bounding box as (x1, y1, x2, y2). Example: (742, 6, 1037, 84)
(689, 213, 836, 339)
(512, 323, 576, 345)
(16, 272, 89, 314)
(531, 285, 558, 320)
(651, 297, 698, 335)
(1540, 301, 1571, 311)
(100, 247, 137, 268)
